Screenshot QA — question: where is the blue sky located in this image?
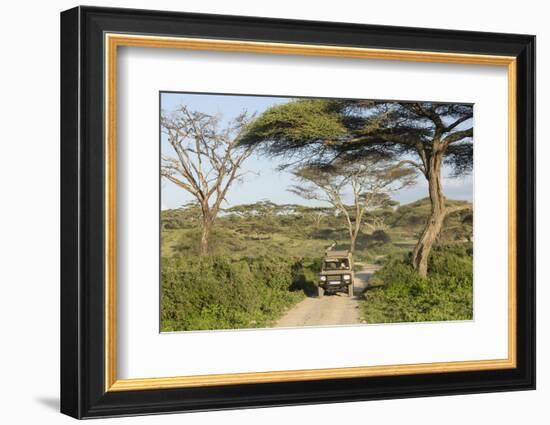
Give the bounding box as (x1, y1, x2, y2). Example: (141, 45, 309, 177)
(160, 92, 473, 210)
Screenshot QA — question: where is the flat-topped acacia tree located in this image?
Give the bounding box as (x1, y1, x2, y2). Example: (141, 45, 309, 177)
(288, 159, 416, 254)
(239, 99, 473, 277)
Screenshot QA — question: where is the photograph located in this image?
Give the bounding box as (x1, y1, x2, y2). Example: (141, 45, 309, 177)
(57, 5, 536, 419)
(160, 92, 474, 332)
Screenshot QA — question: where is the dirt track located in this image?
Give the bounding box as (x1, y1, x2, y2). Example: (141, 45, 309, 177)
(274, 264, 380, 328)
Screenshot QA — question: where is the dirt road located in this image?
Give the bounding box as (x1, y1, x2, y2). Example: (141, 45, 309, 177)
(274, 264, 381, 328)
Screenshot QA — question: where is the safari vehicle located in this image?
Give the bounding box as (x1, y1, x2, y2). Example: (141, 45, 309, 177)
(318, 246, 354, 297)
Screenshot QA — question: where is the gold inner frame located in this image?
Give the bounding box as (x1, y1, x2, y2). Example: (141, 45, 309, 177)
(104, 33, 517, 392)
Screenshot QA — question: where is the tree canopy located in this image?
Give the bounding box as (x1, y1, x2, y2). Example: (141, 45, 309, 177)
(239, 99, 472, 176)
(288, 157, 416, 253)
(239, 99, 473, 276)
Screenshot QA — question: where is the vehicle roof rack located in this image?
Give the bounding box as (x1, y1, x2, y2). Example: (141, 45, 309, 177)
(325, 250, 350, 258)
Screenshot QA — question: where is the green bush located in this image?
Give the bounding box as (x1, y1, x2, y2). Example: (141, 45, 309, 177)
(370, 230, 391, 244)
(289, 257, 321, 296)
(362, 243, 473, 323)
(161, 256, 316, 331)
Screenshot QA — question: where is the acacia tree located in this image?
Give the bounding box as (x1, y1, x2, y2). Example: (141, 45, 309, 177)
(289, 160, 416, 253)
(239, 99, 473, 276)
(224, 200, 279, 219)
(297, 205, 334, 230)
(224, 200, 279, 239)
(161, 106, 255, 255)
(361, 195, 399, 233)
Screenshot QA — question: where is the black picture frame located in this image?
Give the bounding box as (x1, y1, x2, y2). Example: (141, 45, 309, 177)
(61, 5, 536, 419)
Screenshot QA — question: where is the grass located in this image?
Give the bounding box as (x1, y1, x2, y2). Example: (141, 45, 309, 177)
(161, 256, 318, 331)
(360, 243, 473, 323)
(161, 198, 473, 331)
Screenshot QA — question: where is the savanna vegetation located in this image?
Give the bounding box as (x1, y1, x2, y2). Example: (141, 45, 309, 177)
(240, 99, 473, 277)
(160, 98, 474, 331)
(161, 198, 473, 330)
(161, 255, 318, 331)
(362, 243, 473, 323)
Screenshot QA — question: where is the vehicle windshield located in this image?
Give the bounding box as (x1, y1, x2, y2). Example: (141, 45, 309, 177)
(323, 259, 349, 270)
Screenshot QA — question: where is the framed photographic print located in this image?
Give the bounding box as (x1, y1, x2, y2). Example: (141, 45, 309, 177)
(60, 6, 536, 419)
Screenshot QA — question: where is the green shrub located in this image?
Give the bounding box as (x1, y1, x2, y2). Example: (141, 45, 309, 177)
(289, 258, 321, 296)
(362, 243, 473, 323)
(370, 230, 391, 244)
(161, 256, 317, 331)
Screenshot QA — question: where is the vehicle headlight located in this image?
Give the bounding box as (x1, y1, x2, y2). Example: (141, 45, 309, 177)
(343, 274, 351, 280)
(320, 276, 327, 281)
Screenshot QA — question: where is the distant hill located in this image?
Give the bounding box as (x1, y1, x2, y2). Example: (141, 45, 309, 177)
(390, 198, 472, 242)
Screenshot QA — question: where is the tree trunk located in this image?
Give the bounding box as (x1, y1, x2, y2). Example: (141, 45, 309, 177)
(411, 153, 445, 277)
(199, 207, 214, 256)
(349, 236, 356, 254)
(200, 221, 211, 255)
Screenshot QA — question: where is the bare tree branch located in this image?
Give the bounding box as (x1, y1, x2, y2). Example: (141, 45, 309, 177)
(161, 105, 256, 254)
(442, 128, 473, 147)
(289, 159, 417, 252)
(445, 113, 473, 133)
